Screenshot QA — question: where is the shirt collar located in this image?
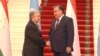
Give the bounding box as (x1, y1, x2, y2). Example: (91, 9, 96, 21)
(58, 14, 64, 22)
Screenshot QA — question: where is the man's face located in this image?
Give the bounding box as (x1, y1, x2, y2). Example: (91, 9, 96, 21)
(32, 12, 40, 23)
(53, 7, 62, 19)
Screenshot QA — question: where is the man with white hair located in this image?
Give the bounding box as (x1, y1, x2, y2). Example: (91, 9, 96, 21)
(22, 11, 46, 56)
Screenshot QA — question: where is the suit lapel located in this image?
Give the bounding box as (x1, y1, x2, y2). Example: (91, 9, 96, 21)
(51, 19, 56, 33)
(52, 16, 65, 33)
(30, 21, 41, 34)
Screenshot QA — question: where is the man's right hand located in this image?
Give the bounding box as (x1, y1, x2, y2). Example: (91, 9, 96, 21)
(46, 41, 51, 46)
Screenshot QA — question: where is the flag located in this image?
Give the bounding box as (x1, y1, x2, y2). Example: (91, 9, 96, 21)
(30, 0, 41, 30)
(30, 0, 39, 12)
(66, 0, 81, 56)
(98, 23, 100, 56)
(0, 0, 12, 56)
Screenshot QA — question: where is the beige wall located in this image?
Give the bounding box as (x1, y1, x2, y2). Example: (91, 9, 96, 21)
(8, 0, 29, 56)
(93, 0, 100, 56)
(8, 0, 42, 56)
(38, 0, 42, 6)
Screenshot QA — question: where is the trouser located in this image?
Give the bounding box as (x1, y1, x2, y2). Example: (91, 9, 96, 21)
(54, 52, 72, 56)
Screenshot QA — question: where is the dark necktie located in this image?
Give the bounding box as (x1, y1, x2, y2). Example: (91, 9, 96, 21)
(54, 20, 59, 30)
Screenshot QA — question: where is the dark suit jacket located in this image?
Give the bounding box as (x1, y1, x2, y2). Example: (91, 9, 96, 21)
(22, 21, 45, 56)
(49, 16, 74, 52)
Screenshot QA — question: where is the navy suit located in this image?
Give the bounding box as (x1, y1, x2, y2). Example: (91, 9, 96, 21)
(49, 16, 74, 56)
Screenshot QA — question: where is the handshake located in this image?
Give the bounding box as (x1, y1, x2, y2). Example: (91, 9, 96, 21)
(45, 41, 72, 53)
(46, 41, 51, 46)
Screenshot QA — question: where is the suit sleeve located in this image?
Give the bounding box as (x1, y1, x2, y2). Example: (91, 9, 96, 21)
(48, 20, 55, 40)
(48, 25, 52, 37)
(27, 26, 46, 47)
(66, 18, 74, 48)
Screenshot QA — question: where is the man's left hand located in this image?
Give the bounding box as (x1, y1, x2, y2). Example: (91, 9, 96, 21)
(66, 47, 71, 53)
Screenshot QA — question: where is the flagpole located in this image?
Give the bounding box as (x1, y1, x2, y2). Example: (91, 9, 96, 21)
(98, 18, 100, 56)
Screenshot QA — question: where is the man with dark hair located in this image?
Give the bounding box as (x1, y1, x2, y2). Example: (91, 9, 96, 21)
(47, 5, 74, 56)
(53, 5, 65, 13)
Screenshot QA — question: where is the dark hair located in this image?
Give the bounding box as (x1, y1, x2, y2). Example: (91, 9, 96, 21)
(53, 5, 64, 14)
